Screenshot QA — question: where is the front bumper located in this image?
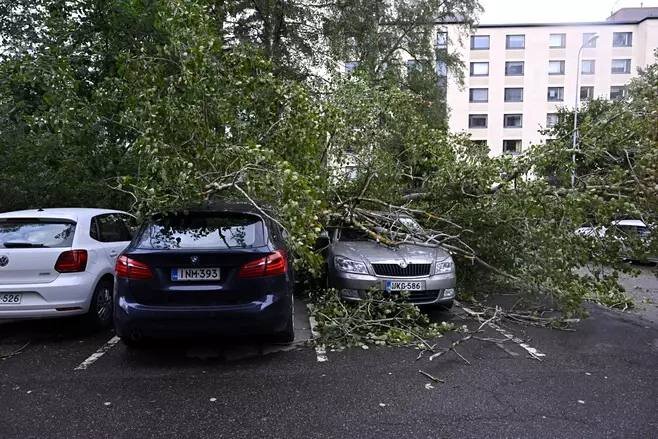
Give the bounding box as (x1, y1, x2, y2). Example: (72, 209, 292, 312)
(114, 293, 291, 338)
(331, 272, 456, 305)
(0, 274, 95, 319)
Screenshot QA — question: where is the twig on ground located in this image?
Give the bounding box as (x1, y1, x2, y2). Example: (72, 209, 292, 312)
(418, 369, 445, 383)
(1, 341, 29, 360)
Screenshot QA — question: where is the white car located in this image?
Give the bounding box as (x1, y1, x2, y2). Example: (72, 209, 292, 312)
(576, 219, 656, 263)
(0, 208, 136, 328)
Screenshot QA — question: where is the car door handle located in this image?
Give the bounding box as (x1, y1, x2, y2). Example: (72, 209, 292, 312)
(109, 250, 119, 257)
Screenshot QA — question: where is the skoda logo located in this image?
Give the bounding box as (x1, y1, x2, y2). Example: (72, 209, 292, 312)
(190, 256, 200, 265)
(398, 261, 408, 268)
(0, 256, 8, 267)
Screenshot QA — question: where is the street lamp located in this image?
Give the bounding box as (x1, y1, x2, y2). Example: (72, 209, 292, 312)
(572, 33, 599, 187)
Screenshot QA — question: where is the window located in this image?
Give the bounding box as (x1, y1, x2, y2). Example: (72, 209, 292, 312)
(580, 86, 594, 101)
(504, 114, 523, 128)
(581, 59, 595, 74)
(345, 61, 359, 73)
(91, 214, 133, 243)
(583, 33, 597, 48)
(120, 214, 138, 233)
(470, 62, 489, 76)
(611, 59, 631, 74)
(436, 60, 447, 77)
(549, 33, 566, 48)
(436, 32, 448, 49)
(610, 86, 628, 101)
(548, 60, 565, 75)
(612, 32, 632, 47)
(503, 139, 522, 154)
(470, 35, 490, 50)
(137, 213, 265, 249)
(469, 114, 488, 128)
(406, 59, 420, 73)
(506, 34, 525, 49)
(547, 87, 564, 101)
(472, 140, 487, 149)
(504, 87, 523, 102)
(469, 88, 488, 103)
(546, 113, 559, 128)
(505, 61, 524, 76)
(344, 166, 358, 181)
(0, 220, 76, 248)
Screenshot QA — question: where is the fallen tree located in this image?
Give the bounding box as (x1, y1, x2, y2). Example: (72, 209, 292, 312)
(1, 1, 656, 346)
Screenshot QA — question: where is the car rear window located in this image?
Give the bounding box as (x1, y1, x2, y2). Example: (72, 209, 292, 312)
(0, 219, 76, 248)
(137, 212, 266, 249)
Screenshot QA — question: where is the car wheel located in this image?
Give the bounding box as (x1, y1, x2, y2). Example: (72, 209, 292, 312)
(271, 296, 295, 344)
(440, 300, 454, 310)
(82, 279, 114, 330)
(120, 334, 148, 349)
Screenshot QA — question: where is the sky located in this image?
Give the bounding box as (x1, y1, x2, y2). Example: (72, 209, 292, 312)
(478, 0, 658, 24)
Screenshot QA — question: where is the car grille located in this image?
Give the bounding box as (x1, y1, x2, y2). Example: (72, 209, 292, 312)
(389, 290, 442, 303)
(371, 263, 431, 277)
(407, 290, 442, 303)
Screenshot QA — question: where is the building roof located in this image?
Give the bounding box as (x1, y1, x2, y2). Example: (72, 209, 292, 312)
(439, 7, 658, 28)
(607, 7, 658, 22)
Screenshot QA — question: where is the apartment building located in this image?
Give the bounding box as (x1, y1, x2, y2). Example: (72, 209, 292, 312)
(442, 7, 658, 156)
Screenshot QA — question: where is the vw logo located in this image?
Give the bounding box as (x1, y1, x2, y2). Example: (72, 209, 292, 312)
(398, 261, 408, 268)
(0, 256, 8, 267)
(190, 256, 200, 265)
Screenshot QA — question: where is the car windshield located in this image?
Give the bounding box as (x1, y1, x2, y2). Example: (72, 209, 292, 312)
(0, 219, 76, 248)
(337, 217, 423, 242)
(339, 228, 372, 241)
(137, 212, 266, 249)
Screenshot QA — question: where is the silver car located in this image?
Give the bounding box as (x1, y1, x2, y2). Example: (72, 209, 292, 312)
(326, 223, 456, 307)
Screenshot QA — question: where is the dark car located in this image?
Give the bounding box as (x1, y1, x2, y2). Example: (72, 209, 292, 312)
(113, 204, 295, 346)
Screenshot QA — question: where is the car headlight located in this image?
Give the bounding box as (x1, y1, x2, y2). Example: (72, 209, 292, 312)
(436, 259, 454, 274)
(334, 256, 369, 275)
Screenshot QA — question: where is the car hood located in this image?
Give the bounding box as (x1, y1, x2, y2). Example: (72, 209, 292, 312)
(333, 240, 451, 264)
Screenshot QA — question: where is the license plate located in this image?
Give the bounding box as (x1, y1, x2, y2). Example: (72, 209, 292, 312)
(385, 281, 425, 291)
(0, 293, 22, 304)
(171, 268, 221, 281)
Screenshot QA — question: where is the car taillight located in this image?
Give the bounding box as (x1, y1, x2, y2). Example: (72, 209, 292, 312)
(54, 250, 88, 273)
(238, 250, 287, 278)
(115, 255, 153, 280)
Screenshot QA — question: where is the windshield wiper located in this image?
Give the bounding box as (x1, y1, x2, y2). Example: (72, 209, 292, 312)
(2, 241, 48, 248)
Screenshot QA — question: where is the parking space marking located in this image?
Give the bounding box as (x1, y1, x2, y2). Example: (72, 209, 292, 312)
(459, 304, 546, 360)
(73, 336, 121, 370)
(306, 304, 328, 362)
(489, 323, 546, 359)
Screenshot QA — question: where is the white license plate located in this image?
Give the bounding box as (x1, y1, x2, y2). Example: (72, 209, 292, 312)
(385, 281, 425, 291)
(171, 268, 221, 281)
(0, 293, 22, 304)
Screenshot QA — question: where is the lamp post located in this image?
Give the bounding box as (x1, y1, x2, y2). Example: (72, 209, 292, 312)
(572, 33, 599, 187)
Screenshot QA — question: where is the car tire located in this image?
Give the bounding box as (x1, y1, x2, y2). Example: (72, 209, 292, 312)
(428, 300, 454, 311)
(120, 335, 148, 349)
(440, 300, 454, 310)
(271, 297, 295, 344)
(82, 279, 114, 330)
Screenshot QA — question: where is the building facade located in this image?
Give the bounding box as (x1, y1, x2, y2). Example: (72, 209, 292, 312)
(443, 8, 658, 156)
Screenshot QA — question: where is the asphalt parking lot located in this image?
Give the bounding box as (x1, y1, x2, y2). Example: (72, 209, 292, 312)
(1, 281, 657, 438)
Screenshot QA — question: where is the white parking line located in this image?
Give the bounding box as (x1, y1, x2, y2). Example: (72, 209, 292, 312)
(306, 304, 328, 362)
(490, 323, 546, 360)
(459, 303, 546, 360)
(74, 336, 121, 370)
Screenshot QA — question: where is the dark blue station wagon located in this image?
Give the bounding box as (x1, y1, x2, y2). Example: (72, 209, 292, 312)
(113, 205, 294, 346)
